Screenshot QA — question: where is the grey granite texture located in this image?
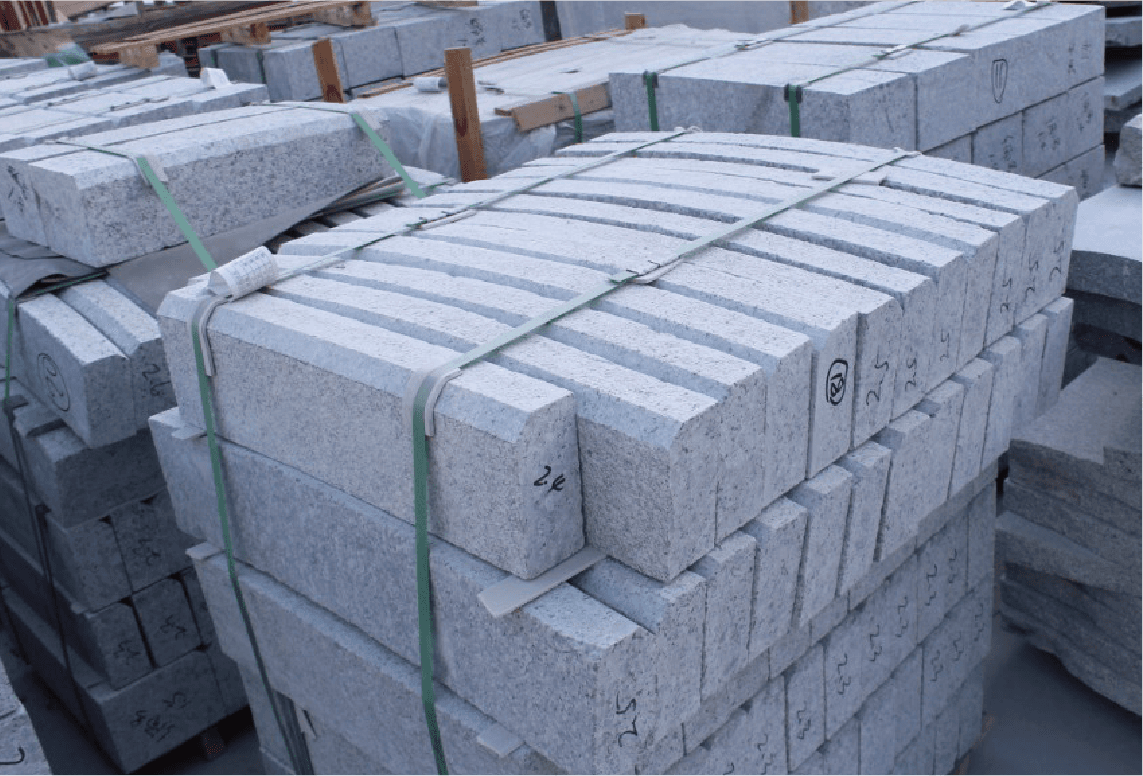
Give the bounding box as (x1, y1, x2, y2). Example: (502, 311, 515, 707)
(133, 576, 201, 667)
(948, 358, 994, 496)
(916, 510, 968, 641)
(914, 379, 966, 519)
(997, 510, 1130, 593)
(0, 521, 151, 690)
(965, 485, 997, 591)
(0, 379, 165, 527)
(1041, 144, 1105, 199)
(789, 466, 854, 627)
(691, 532, 757, 700)
(1067, 185, 1142, 303)
(1011, 312, 1049, 432)
(1105, 15, 1142, 48)
(784, 643, 825, 771)
(972, 112, 1022, 174)
(106, 490, 192, 591)
(0, 456, 132, 610)
(0, 695, 50, 775)
(159, 284, 585, 582)
(1114, 113, 1141, 186)
(0, 104, 394, 266)
(741, 498, 807, 660)
(979, 335, 1023, 465)
(835, 441, 891, 595)
(874, 409, 933, 560)
(3, 584, 227, 773)
(1036, 297, 1073, 421)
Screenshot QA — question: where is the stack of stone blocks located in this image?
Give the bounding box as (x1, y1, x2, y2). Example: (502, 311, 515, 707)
(200, 1, 547, 102)
(996, 357, 1141, 716)
(1062, 116, 1141, 381)
(0, 649, 50, 774)
(150, 130, 1079, 774)
(0, 102, 400, 771)
(609, 1, 1107, 198)
(1102, 2, 1141, 136)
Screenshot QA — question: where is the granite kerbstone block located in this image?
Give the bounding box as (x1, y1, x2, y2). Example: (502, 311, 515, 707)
(1036, 297, 1073, 417)
(822, 604, 869, 737)
(12, 292, 135, 448)
(203, 639, 247, 717)
(892, 724, 934, 775)
(848, 535, 915, 611)
(1022, 91, 1072, 179)
(133, 576, 201, 667)
(916, 379, 967, 517)
(193, 546, 599, 775)
(726, 225, 935, 425)
(1067, 185, 1142, 304)
(291, 264, 770, 539)
(107, 490, 191, 591)
(838, 176, 1026, 346)
(574, 558, 706, 733)
(863, 553, 919, 693)
(874, 410, 932, 559)
(836, 442, 891, 595)
(956, 664, 985, 759)
(158, 416, 674, 772)
(921, 589, 987, 727)
(0, 523, 150, 690)
(980, 336, 1023, 465)
(785, 643, 825, 771)
(789, 466, 854, 627)
(0, 104, 395, 266)
(1041, 144, 1105, 199)
(965, 485, 996, 590)
(0, 701, 50, 775)
(1011, 313, 1049, 432)
(948, 358, 994, 495)
(932, 695, 961, 776)
(770, 617, 813, 679)
(917, 510, 969, 640)
(973, 112, 1022, 174)
(741, 498, 807, 659)
(692, 532, 757, 699)
(1114, 113, 1141, 186)
(60, 280, 174, 431)
(4, 587, 226, 773)
(159, 286, 585, 582)
(680, 649, 770, 753)
(857, 664, 901, 775)
(810, 593, 849, 645)
(928, 134, 973, 163)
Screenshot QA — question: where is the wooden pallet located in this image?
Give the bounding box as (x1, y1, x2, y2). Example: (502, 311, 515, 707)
(91, 0, 373, 69)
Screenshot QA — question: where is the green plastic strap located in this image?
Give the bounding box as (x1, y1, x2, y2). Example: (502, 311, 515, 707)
(643, 71, 659, 131)
(553, 90, 583, 144)
(135, 156, 219, 271)
(405, 145, 914, 771)
(190, 301, 313, 776)
(785, 84, 802, 138)
(348, 112, 427, 199)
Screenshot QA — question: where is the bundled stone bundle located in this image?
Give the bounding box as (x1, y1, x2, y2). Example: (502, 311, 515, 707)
(997, 357, 1141, 715)
(200, 1, 546, 102)
(153, 131, 1078, 774)
(610, 1, 1106, 197)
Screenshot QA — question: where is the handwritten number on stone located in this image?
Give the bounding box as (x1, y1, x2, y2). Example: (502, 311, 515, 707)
(616, 695, 638, 746)
(868, 625, 882, 662)
(534, 466, 565, 492)
(904, 358, 918, 390)
(0, 747, 25, 766)
(795, 705, 812, 740)
(836, 652, 852, 695)
(895, 596, 910, 637)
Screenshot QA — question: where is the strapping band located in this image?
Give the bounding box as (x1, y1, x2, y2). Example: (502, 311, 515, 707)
(553, 90, 583, 143)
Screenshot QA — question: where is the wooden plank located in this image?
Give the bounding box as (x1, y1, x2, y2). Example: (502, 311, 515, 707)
(495, 82, 610, 132)
(444, 47, 486, 182)
(219, 20, 269, 45)
(790, 0, 810, 24)
(116, 40, 159, 68)
(312, 36, 346, 103)
(624, 12, 645, 31)
(310, 0, 373, 27)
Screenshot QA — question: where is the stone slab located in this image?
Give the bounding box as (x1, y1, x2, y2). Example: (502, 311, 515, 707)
(1114, 113, 1140, 186)
(133, 576, 201, 667)
(979, 336, 1023, 465)
(916, 510, 969, 641)
(785, 643, 825, 771)
(949, 358, 994, 495)
(741, 498, 807, 660)
(972, 112, 1022, 175)
(789, 466, 854, 627)
(836, 441, 892, 595)
(997, 510, 1130, 593)
(1067, 185, 1142, 304)
(692, 532, 757, 699)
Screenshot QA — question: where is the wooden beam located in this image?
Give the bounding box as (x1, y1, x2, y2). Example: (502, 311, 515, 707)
(495, 82, 611, 132)
(310, 0, 372, 27)
(219, 20, 269, 45)
(624, 12, 645, 31)
(789, 1, 810, 24)
(117, 41, 159, 68)
(444, 47, 486, 182)
(312, 37, 346, 103)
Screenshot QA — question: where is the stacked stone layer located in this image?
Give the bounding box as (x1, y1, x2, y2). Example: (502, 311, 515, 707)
(0, 372, 244, 772)
(610, 1, 1106, 198)
(997, 357, 1141, 715)
(155, 131, 1078, 774)
(0, 649, 50, 774)
(201, 1, 546, 102)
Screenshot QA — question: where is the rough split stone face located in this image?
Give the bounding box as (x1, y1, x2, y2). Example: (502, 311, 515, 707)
(1114, 114, 1141, 187)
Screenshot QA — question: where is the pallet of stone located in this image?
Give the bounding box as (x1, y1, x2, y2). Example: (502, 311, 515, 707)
(0, 579, 244, 773)
(344, 25, 748, 179)
(198, 1, 546, 103)
(184, 451, 997, 775)
(0, 101, 395, 268)
(0, 647, 50, 774)
(157, 131, 1076, 585)
(0, 71, 269, 155)
(608, 1, 1104, 193)
(1115, 112, 1141, 185)
(0, 55, 187, 109)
